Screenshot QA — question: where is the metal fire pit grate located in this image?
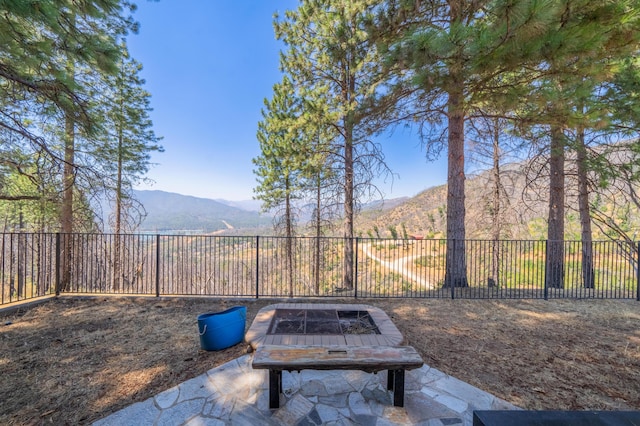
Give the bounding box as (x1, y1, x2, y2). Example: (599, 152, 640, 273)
(267, 309, 380, 335)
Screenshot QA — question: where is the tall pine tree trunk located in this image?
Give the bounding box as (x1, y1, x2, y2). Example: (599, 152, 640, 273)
(342, 51, 355, 290)
(444, 0, 468, 289)
(113, 94, 124, 292)
(60, 14, 75, 293)
(444, 94, 468, 288)
(443, 71, 468, 286)
(314, 174, 321, 295)
(575, 126, 594, 289)
(490, 120, 501, 287)
(343, 121, 354, 290)
(60, 113, 75, 292)
(545, 126, 565, 289)
(285, 177, 294, 298)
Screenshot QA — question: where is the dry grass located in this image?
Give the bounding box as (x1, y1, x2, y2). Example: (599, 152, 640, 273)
(1, 297, 639, 425)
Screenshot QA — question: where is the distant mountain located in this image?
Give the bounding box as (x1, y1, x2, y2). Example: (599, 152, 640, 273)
(361, 197, 410, 212)
(133, 190, 270, 233)
(214, 198, 263, 212)
(130, 191, 410, 235)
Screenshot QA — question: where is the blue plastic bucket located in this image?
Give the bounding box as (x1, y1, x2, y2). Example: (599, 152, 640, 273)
(197, 306, 247, 351)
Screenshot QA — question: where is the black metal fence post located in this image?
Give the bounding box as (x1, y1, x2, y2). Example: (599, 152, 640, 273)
(255, 235, 260, 299)
(354, 237, 358, 299)
(55, 233, 61, 296)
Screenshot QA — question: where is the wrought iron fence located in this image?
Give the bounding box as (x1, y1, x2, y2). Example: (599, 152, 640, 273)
(1, 233, 639, 306)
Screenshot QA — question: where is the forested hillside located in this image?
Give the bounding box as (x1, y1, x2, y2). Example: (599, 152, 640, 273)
(134, 191, 268, 233)
(357, 149, 640, 243)
(357, 165, 541, 240)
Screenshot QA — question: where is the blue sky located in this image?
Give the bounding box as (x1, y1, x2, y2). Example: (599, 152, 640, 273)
(127, 1, 447, 202)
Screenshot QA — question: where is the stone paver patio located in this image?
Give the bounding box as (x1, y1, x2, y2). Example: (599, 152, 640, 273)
(94, 354, 518, 426)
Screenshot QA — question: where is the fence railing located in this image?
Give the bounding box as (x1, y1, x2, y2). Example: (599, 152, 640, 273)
(1, 233, 639, 306)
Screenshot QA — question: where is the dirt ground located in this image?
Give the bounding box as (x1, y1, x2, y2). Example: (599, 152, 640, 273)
(0, 296, 639, 425)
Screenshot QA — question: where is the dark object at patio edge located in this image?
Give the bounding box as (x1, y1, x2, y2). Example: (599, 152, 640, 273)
(473, 410, 640, 426)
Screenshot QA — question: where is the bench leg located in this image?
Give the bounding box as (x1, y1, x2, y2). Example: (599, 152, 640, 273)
(387, 370, 395, 391)
(392, 369, 405, 407)
(268, 370, 281, 409)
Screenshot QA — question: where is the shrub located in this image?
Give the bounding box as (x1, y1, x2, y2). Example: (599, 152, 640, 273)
(388, 225, 398, 239)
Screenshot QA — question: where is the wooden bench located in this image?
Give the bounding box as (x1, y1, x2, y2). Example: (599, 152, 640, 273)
(252, 345, 424, 409)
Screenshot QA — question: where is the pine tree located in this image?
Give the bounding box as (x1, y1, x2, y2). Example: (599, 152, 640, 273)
(275, 0, 395, 290)
(98, 42, 163, 234)
(97, 42, 162, 291)
(254, 77, 310, 297)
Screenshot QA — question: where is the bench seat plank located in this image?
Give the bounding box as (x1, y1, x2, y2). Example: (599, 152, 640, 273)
(252, 345, 423, 373)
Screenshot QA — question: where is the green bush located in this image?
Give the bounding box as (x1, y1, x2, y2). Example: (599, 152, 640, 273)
(388, 224, 398, 239)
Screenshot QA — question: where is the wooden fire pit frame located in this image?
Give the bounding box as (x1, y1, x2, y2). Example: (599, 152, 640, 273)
(245, 303, 406, 348)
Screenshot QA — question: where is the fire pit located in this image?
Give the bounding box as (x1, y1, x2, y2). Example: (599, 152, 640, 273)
(246, 303, 404, 348)
(268, 308, 380, 335)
